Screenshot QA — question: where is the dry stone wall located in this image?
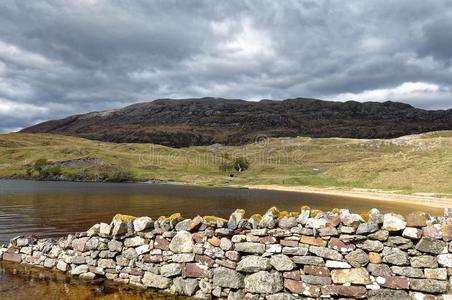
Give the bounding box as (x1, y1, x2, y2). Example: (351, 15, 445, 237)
(2, 207, 452, 299)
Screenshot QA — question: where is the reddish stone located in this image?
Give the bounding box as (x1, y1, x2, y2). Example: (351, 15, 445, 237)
(182, 262, 208, 278)
(259, 236, 277, 244)
(192, 232, 204, 244)
(422, 225, 442, 239)
(328, 237, 355, 252)
(154, 236, 170, 250)
(284, 279, 321, 297)
(280, 239, 298, 247)
(300, 235, 327, 247)
(379, 276, 409, 290)
(195, 255, 215, 267)
(72, 238, 87, 252)
(24, 256, 39, 264)
(441, 224, 452, 242)
(327, 215, 341, 227)
(187, 216, 203, 232)
(304, 265, 330, 277)
(208, 236, 221, 247)
(321, 285, 367, 298)
(283, 270, 301, 280)
(2, 252, 21, 263)
(406, 212, 428, 227)
(225, 250, 240, 261)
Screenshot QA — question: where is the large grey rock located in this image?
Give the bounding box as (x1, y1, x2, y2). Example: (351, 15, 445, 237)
(357, 240, 384, 252)
(367, 289, 410, 300)
(345, 249, 369, 267)
(97, 258, 115, 269)
(301, 274, 332, 285)
(409, 278, 448, 293)
(244, 271, 283, 294)
(356, 222, 379, 234)
(213, 267, 244, 289)
(133, 217, 153, 232)
(278, 217, 298, 229)
(234, 242, 265, 254)
(71, 264, 89, 275)
(142, 272, 172, 289)
(410, 255, 438, 268)
(228, 209, 245, 230)
(367, 263, 391, 277)
(124, 236, 145, 247)
(382, 247, 409, 265)
(390, 266, 423, 278)
(237, 256, 271, 272)
(309, 245, 343, 261)
(161, 263, 182, 277)
(173, 277, 199, 296)
(368, 230, 389, 241)
(266, 293, 296, 300)
(270, 254, 296, 271)
(169, 231, 193, 253)
(108, 239, 122, 252)
(415, 238, 447, 254)
(292, 256, 324, 266)
(122, 248, 138, 260)
(437, 253, 452, 267)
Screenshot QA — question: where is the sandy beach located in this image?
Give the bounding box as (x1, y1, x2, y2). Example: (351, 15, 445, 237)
(246, 185, 452, 210)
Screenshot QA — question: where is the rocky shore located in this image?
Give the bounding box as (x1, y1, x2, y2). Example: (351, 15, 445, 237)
(2, 207, 452, 299)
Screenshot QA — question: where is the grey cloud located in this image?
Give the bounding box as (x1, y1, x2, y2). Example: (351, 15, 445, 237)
(0, 0, 452, 132)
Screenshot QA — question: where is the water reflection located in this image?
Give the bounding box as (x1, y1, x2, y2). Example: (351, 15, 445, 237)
(0, 179, 442, 244)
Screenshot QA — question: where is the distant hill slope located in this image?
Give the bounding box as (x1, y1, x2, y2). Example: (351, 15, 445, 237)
(21, 97, 452, 147)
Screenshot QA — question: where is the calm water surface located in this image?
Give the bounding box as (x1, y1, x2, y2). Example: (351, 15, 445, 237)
(0, 179, 444, 299)
(0, 179, 443, 244)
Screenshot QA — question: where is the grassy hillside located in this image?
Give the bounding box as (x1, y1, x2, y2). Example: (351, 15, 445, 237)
(1, 132, 452, 194)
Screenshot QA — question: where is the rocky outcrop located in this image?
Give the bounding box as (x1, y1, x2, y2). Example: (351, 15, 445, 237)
(2, 209, 452, 299)
(21, 97, 452, 147)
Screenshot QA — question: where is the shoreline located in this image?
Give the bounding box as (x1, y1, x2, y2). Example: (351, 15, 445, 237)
(2, 177, 452, 210)
(245, 184, 452, 210)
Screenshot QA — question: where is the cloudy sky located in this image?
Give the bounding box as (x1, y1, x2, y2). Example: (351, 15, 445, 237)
(1, 0, 452, 132)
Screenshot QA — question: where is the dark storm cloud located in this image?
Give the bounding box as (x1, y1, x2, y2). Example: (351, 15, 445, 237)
(0, 0, 452, 132)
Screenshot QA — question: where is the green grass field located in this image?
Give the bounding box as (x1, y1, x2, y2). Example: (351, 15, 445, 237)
(1, 132, 452, 194)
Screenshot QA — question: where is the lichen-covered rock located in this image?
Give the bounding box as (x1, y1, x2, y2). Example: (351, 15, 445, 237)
(228, 209, 245, 230)
(415, 238, 447, 254)
(237, 255, 271, 272)
(410, 255, 438, 268)
(367, 289, 409, 300)
(269, 254, 295, 271)
(142, 272, 172, 289)
(309, 246, 343, 261)
(409, 278, 448, 293)
(169, 231, 193, 253)
(437, 253, 452, 267)
(173, 277, 199, 296)
(331, 267, 371, 285)
(284, 279, 321, 297)
(382, 247, 409, 265)
(244, 271, 283, 294)
(259, 207, 278, 229)
(321, 285, 367, 298)
(234, 242, 265, 254)
(402, 227, 423, 239)
(345, 249, 369, 267)
(213, 267, 244, 289)
(383, 213, 406, 231)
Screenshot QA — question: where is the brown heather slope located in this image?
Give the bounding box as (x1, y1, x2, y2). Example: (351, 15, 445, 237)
(21, 97, 452, 147)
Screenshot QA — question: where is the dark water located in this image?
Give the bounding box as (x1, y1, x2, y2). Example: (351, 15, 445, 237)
(0, 179, 443, 244)
(0, 179, 444, 299)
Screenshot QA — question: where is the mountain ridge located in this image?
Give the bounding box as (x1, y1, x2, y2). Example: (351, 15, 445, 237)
(21, 97, 452, 147)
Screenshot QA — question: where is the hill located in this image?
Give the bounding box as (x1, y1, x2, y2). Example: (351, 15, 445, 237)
(1, 132, 452, 194)
(21, 98, 452, 147)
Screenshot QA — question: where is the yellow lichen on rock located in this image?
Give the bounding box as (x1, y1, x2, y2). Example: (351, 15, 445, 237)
(203, 215, 228, 223)
(166, 212, 183, 223)
(361, 211, 370, 222)
(290, 211, 300, 218)
(267, 206, 280, 216)
(301, 205, 311, 211)
(235, 209, 246, 216)
(310, 209, 322, 217)
(278, 211, 289, 220)
(331, 208, 341, 214)
(113, 214, 136, 222)
(250, 214, 262, 222)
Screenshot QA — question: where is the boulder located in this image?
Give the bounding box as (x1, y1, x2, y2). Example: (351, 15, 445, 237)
(237, 256, 271, 272)
(244, 271, 283, 294)
(142, 272, 172, 289)
(331, 268, 371, 285)
(133, 217, 154, 232)
(269, 254, 296, 271)
(345, 249, 369, 267)
(409, 278, 448, 293)
(228, 209, 245, 230)
(415, 238, 447, 254)
(212, 267, 244, 289)
(169, 231, 193, 253)
(382, 213, 406, 231)
(382, 247, 409, 265)
(173, 277, 199, 296)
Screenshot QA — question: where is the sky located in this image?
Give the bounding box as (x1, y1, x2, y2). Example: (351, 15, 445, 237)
(1, 0, 452, 132)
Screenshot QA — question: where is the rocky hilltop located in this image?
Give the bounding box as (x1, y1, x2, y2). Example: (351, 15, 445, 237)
(21, 98, 452, 147)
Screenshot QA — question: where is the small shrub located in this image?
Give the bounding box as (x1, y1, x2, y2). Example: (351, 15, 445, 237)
(232, 157, 250, 172)
(33, 159, 48, 172)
